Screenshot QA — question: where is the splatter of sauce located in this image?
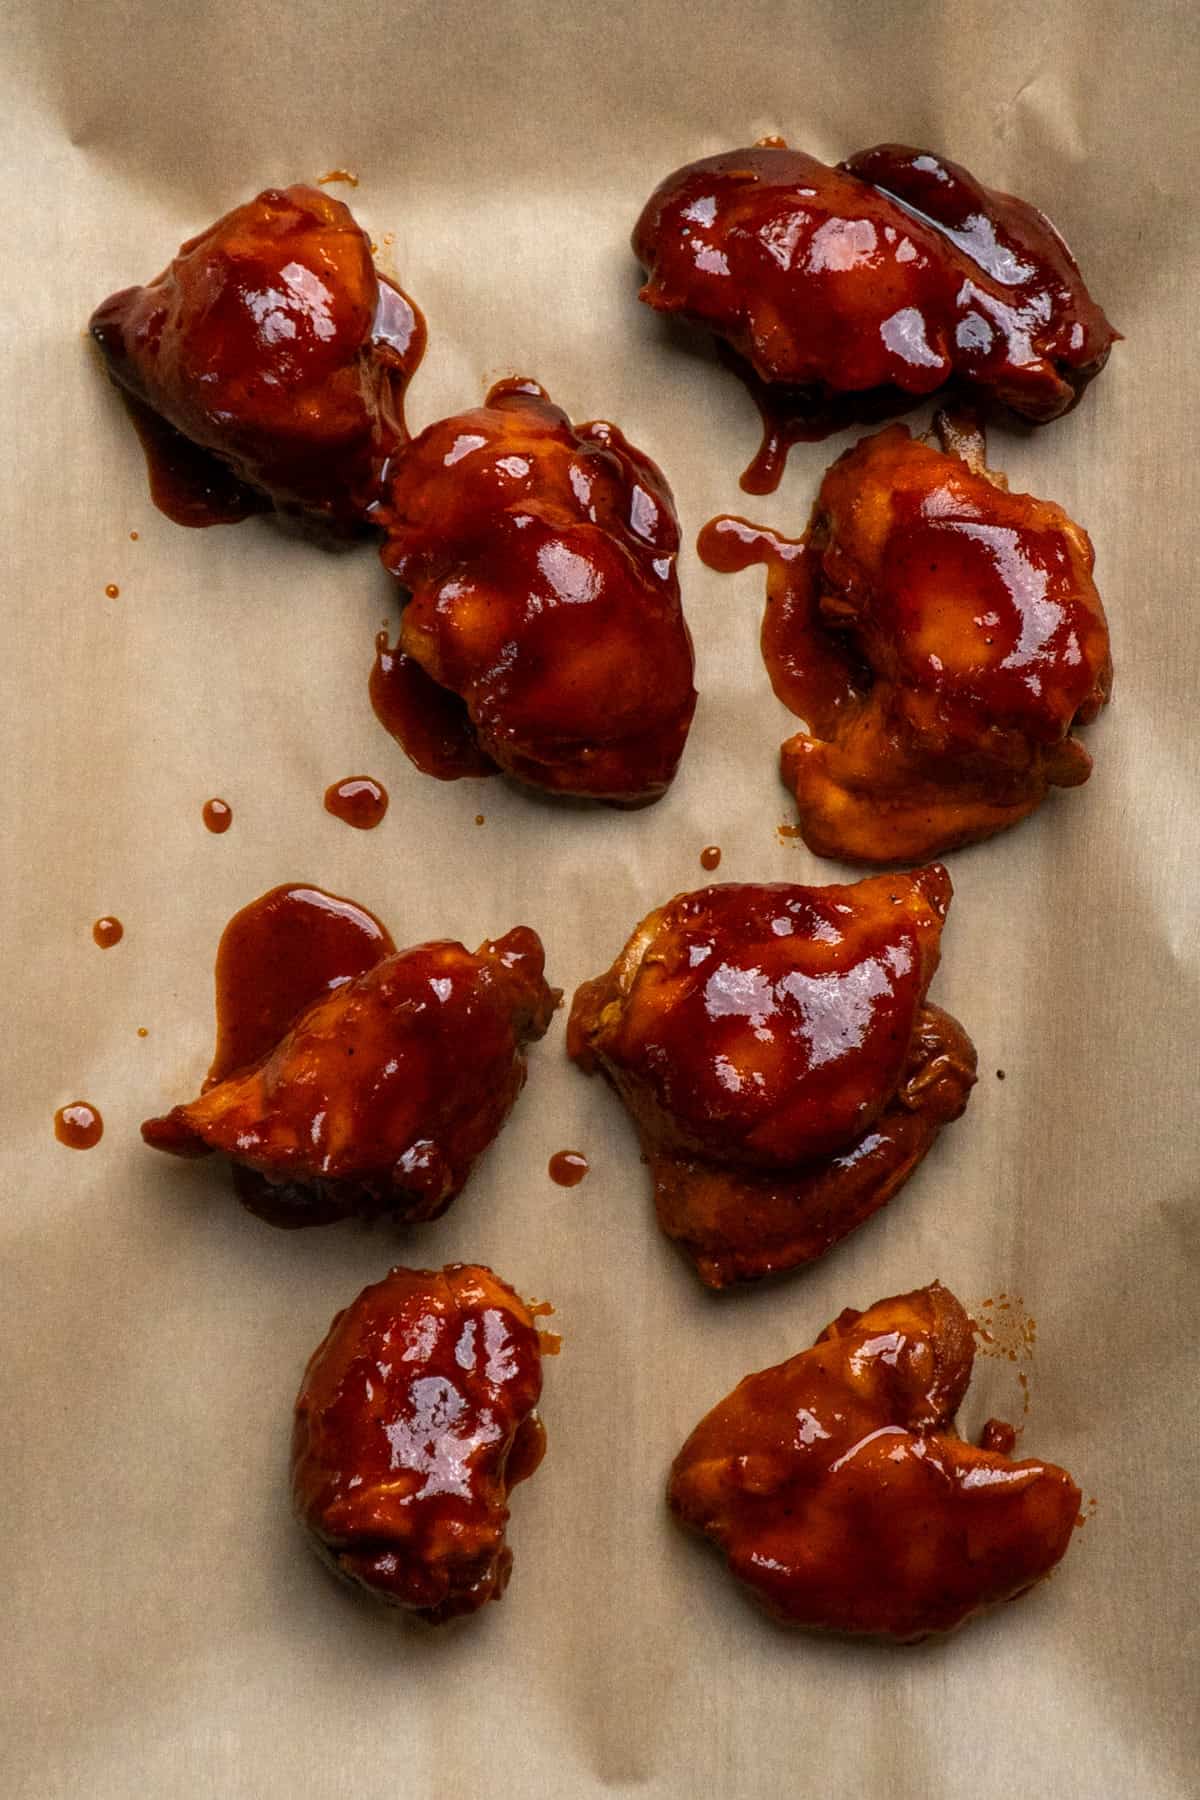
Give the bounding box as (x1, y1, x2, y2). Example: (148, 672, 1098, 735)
(202, 798, 232, 834)
(526, 1299, 563, 1357)
(700, 845, 722, 871)
(54, 1102, 103, 1149)
(92, 916, 124, 948)
(548, 1150, 589, 1187)
(323, 776, 389, 830)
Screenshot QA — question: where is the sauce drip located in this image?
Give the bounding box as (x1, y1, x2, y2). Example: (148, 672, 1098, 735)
(373, 278, 426, 441)
(718, 346, 916, 495)
(105, 583, 120, 599)
(697, 514, 867, 737)
(700, 845, 722, 872)
(92, 916, 124, 948)
(324, 776, 389, 829)
(206, 882, 395, 1086)
(55, 1102, 103, 1149)
(369, 631, 497, 779)
(118, 389, 270, 528)
(317, 168, 359, 187)
(202, 798, 233, 833)
(548, 1150, 589, 1187)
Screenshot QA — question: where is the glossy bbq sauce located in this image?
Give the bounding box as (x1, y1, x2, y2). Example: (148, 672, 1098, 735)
(699, 845, 722, 872)
(202, 798, 233, 833)
(54, 1102, 103, 1149)
(548, 1150, 589, 1187)
(205, 883, 395, 1086)
(323, 776, 389, 829)
(92, 916, 124, 948)
(718, 345, 915, 495)
(105, 583, 120, 599)
(117, 390, 270, 528)
(369, 631, 498, 779)
(697, 514, 868, 737)
(372, 278, 427, 442)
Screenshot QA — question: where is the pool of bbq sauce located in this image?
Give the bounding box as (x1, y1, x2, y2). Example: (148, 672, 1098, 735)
(696, 514, 868, 736)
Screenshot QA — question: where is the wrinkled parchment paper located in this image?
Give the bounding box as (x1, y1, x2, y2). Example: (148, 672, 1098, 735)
(2, 2, 1197, 1794)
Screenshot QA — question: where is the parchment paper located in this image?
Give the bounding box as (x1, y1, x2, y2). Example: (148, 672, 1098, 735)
(2, 2, 1197, 1795)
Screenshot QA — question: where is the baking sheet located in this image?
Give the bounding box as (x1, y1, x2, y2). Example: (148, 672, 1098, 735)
(2, 1, 1198, 1794)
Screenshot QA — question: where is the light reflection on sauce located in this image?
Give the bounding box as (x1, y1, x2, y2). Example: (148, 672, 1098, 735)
(548, 1150, 589, 1187)
(54, 1102, 103, 1149)
(324, 776, 389, 829)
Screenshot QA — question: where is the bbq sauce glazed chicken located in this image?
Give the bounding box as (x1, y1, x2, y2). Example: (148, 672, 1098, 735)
(293, 1264, 546, 1622)
(700, 414, 1112, 862)
(142, 884, 556, 1227)
(568, 867, 975, 1286)
(373, 378, 697, 803)
(633, 143, 1117, 492)
(89, 184, 425, 528)
(669, 1281, 1081, 1640)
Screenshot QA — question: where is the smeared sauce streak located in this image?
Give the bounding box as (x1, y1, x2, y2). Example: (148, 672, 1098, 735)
(323, 776, 389, 829)
(55, 1102, 103, 1149)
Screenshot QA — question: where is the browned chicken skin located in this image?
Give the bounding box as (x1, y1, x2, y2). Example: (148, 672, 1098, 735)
(568, 868, 975, 1286)
(373, 378, 697, 803)
(669, 1281, 1081, 1640)
(142, 884, 557, 1227)
(699, 415, 1112, 862)
(293, 1264, 546, 1622)
(89, 184, 424, 527)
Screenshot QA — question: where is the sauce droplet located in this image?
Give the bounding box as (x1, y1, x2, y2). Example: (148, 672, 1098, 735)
(474, 814, 486, 826)
(92, 916, 124, 948)
(700, 845, 722, 871)
(202, 798, 232, 834)
(137, 1027, 149, 1038)
(54, 1102, 103, 1149)
(129, 531, 139, 541)
(537, 1331, 563, 1356)
(548, 1150, 589, 1187)
(370, 631, 497, 780)
(996, 1068, 1007, 1080)
(324, 776, 389, 830)
(105, 583, 120, 599)
(317, 168, 359, 187)
(777, 821, 804, 842)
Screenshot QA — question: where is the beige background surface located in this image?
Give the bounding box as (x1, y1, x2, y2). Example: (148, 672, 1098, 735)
(2, 2, 1197, 1795)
